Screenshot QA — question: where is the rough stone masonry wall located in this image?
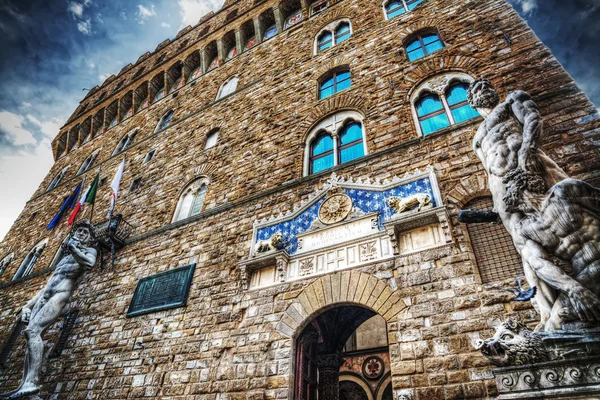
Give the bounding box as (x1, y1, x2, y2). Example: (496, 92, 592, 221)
(1, 0, 599, 399)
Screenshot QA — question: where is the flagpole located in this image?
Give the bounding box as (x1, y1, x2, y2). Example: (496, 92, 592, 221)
(89, 163, 102, 225)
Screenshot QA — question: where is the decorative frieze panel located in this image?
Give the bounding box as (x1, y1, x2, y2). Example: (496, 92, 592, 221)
(251, 168, 443, 257)
(287, 235, 393, 282)
(242, 168, 450, 289)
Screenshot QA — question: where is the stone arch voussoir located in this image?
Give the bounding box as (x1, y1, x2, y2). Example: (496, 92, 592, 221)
(396, 17, 447, 41)
(299, 92, 368, 134)
(276, 271, 406, 338)
(394, 55, 485, 101)
(313, 56, 355, 81)
(444, 172, 489, 214)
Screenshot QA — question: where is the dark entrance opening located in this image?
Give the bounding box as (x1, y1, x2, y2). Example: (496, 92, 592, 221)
(294, 304, 390, 400)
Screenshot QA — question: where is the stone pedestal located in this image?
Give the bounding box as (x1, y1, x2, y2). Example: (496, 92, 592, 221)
(493, 329, 600, 399)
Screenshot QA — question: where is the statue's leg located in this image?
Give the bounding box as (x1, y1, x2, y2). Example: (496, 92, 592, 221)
(522, 260, 554, 331)
(10, 293, 69, 399)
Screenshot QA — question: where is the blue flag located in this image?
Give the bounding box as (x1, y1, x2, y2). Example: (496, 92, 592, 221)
(47, 181, 83, 230)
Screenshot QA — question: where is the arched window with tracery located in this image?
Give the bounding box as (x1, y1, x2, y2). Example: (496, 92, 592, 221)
(13, 239, 48, 281)
(465, 197, 522, 283)
(77, 150, 100, 175)
(113, 128, 138, 156)
(315, 20, 352, 54)
(155, 110, 175, 132)
(172, 178, 209, 222)
(47, 166, 69, 191)
(217, 77, 238, 99)
(410, 72, 480, 136)
(405, 31, 444, 61)
(0, 253, 14, 277)
(304, 110, 367, 176)
(383, 0, 425, 19)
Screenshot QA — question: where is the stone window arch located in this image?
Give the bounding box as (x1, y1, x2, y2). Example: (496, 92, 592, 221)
(172, 177, 210, 222)
(314, 19, 352, 54)
(240, 19, 257, 51)
(303, 110, 367, 176)
(217, 77, 239, 100)
(184, 51, 202, 83)
(155, 110, 175, 133)
(280, 0, 303, 30)
(112, 128, 138, 156)
(465, 196, 522, 283)
(47, 166, 70, 191)
(383, 0, 425, 19)
(150, 73, 165, 103)
(13, 239, 48, 281)
(410, 72, 480, 136)
(0, 253, 14, 277)
(404, 29, 444, 61)
(167, 61, 184, 94)
(77, 149, 100, 175)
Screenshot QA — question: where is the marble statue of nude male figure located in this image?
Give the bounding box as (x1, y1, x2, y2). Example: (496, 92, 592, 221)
(468, 79, 600, 331)
(1, 221, 97, 400)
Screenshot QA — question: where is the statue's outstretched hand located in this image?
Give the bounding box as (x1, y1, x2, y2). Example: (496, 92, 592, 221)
(568, 286, 600, 323)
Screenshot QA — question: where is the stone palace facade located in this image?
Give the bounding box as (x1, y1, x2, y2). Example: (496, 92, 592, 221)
(1, 0, 600, 398)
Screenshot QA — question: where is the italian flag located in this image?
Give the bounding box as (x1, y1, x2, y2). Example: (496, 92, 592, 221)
(67, 173, 100, 226)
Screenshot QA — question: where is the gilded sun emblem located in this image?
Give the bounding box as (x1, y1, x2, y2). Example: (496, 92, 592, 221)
(318, 194, 353, 225)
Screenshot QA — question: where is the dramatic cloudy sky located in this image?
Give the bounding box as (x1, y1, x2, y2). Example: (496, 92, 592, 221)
(0, 0, 599, 240)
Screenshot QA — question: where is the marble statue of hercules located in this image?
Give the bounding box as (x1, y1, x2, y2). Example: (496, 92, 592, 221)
(1, 222, 97, 400)
(468, 79, 600, 331)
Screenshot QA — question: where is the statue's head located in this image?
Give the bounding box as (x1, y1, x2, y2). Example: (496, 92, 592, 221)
(72, 221, 97, 246)
(467, 78, 500, 109)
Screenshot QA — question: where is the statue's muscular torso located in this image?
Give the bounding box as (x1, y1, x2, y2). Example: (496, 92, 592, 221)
(473, 100, 522, 179)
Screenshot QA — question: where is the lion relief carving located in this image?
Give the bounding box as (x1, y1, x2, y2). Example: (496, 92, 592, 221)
(387, 193, 432, 214)
(475, 319, 551, 367)
(254, 232, 284, 254)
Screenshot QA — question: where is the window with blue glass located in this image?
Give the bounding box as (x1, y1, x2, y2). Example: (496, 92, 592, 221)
(384, 0, 425, 19)
(446, 82, 479, 123)
(264, 25, 278, 40)
(317, 31, 333, 52)
(156, 110, 174, 132)
(334, 23, 351, 44)
(416, 92, 450, 135)
(413, 76, 481, 135)
(406, 32, 444, 61)
(338, 122, 365, 163)
(316, 21, 352, 54)
(310, 133, 334, 174)
(319, 70, 351, 99)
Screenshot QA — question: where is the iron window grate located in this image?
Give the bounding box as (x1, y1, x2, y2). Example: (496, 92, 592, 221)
(465, 197, 522, 283)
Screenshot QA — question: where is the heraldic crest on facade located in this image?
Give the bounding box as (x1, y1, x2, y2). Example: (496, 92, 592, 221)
(240, 168, 453, 290)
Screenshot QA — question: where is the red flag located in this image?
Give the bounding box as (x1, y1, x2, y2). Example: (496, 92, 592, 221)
(67, 179, 90, 226)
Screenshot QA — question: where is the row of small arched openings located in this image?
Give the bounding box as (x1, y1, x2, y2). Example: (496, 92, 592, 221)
(55, 0, 434, 160)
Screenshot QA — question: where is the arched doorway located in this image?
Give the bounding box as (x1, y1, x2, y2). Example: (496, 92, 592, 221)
(294, 304, 390, 400)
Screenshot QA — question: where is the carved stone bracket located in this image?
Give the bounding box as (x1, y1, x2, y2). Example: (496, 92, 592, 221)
(383, 206, 453, 255)
(238, 250, 290, 290)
